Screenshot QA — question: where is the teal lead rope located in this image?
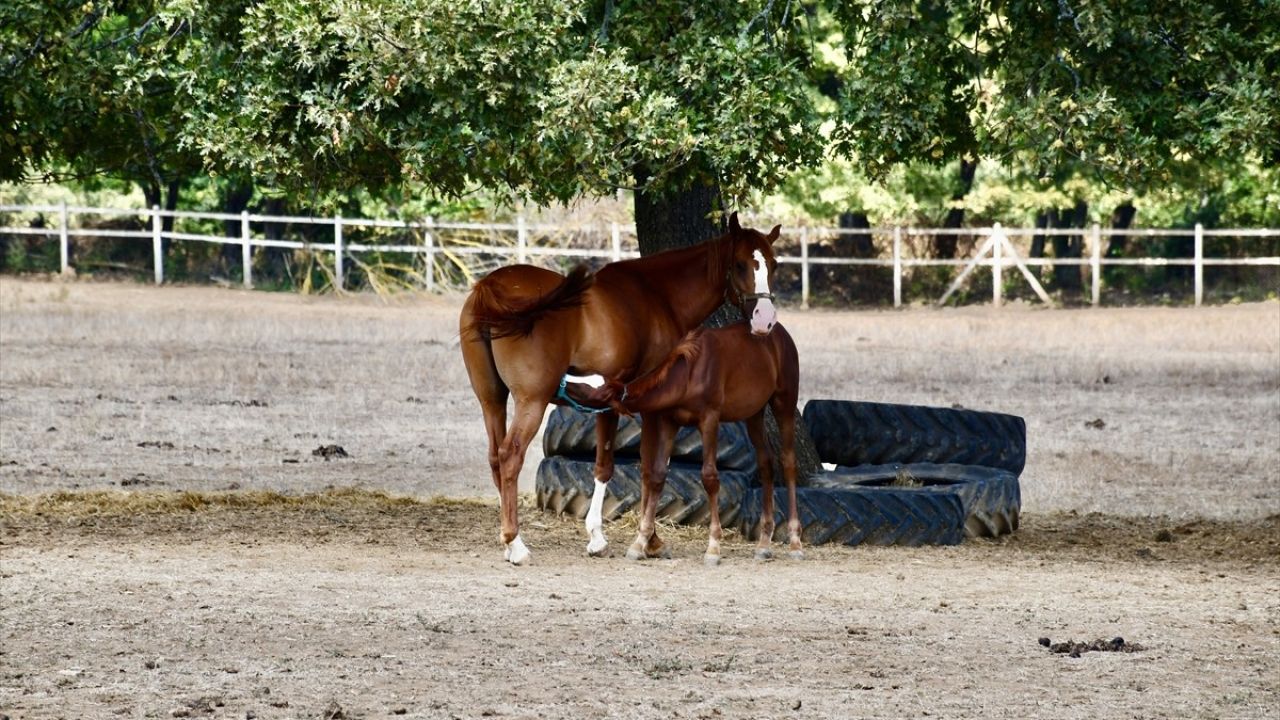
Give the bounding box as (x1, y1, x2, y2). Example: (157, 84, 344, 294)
(555, 375, 625, 415)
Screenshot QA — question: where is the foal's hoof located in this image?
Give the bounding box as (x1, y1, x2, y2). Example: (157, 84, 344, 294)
(654, 546, 673, 560)
(703, 553, 721, 567)
(788, 550, 806, 561)
(754, 548, 774, 561)
(625, 547, 646, 562)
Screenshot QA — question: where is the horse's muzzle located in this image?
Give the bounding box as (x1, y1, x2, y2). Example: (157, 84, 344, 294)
(750, 298, 777, 335)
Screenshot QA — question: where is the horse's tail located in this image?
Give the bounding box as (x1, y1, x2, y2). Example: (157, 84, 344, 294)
(465, 264, 595, 340)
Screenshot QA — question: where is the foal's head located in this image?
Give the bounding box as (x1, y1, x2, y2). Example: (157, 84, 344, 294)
(723, 213, 781, 336)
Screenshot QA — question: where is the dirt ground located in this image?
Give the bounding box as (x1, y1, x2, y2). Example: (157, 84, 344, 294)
(2, 277, 1279, 719)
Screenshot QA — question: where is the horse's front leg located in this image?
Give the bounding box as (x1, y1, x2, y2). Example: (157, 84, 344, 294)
(585, 411, 619, 557)
(496, 395, 551, 565)
(627, 414, 674, 561)
(698, 413, 723, 566)
(745, 411, 775, 560)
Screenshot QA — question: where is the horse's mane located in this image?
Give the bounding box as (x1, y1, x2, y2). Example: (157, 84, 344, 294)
(465, 265, 594, 340)
(623, 327, 706, 402)
(705, 231, 734, 289)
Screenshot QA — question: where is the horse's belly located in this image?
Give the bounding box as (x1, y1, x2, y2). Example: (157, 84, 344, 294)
(719, 391, 775, 422)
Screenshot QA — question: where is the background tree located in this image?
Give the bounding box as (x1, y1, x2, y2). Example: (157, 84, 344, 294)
(5, 0, 1278, 477)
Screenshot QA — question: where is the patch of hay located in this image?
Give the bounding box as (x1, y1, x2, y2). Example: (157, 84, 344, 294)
(0, 488, 494, 520)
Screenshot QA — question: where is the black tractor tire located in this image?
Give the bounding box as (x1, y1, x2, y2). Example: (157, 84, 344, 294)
(738, 483, 966, 547)
(535, 455, 751, 529)
(802, 400, 1027, 474)
(816, 463, 1021, 538)
(541, 407, 756, 473)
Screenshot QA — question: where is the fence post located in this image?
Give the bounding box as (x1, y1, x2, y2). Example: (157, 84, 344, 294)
(424, 216, 435, 292)
(151, 205, 163, 285)
(800, 225, 810, 310)
(893, 226, 903, 308)
(517, 215, 527, 264)
(611, 222, 621, 262)
(241, 211, 252, 289)
(334, 214, 344, 291)
(58, 201, 69, 275)
(1090, 223, 1101, 307)
(992, 223, 1003, 307)
(1194, 222, 1204, 307)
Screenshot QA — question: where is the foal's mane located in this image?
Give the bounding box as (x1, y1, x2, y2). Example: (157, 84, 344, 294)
(625, 327, 706, 401)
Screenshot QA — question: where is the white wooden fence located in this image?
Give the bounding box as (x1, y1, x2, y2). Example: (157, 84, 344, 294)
(2, 203, 1277, 307)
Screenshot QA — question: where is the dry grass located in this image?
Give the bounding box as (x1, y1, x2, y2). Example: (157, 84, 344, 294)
(0, 487, 485, 518)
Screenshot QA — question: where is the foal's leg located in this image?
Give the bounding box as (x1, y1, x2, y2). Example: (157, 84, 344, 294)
(627, 415, 674, 561)
(745, 411, 775, 560)
(585, 411, 619, 556)
(496, 395, 552, 565)
(698, 412, 724, 566)
(772, 399, 804, 559)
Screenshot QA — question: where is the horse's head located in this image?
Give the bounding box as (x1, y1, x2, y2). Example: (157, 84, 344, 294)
(724, 212, 781, 336)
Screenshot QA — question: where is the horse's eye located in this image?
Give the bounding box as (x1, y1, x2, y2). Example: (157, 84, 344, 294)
(735, 262, 747, 273)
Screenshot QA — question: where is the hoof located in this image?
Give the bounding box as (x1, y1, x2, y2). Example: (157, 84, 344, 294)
(586, 536, 609, 557)
(788, 550, 806, 561)
(703, 554, 721, 567)
(754, 548, 774, 561)
(625, 547, 645, 562)
(654, 546, 673, 560)
(506, 536, 531, 566)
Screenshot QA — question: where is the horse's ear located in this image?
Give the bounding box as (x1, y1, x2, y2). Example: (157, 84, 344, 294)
(728, 212, 741, 233)
(768, 224, 781, 244)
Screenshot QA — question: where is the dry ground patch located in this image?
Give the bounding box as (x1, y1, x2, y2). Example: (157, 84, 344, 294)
(1, 278, 1279, 719)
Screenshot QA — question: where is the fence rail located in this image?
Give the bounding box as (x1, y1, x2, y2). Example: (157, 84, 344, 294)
(2, 203, 1277, 307)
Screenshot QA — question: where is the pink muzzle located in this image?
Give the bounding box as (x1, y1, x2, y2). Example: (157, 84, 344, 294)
(750, 298, 777, 335)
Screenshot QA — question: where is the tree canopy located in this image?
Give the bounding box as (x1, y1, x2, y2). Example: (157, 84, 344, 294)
(3, 1, 1277, 217)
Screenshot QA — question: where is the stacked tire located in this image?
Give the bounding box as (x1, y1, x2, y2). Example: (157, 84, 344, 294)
(535, 408, 757, 528)
(535, 400, 1025, 548)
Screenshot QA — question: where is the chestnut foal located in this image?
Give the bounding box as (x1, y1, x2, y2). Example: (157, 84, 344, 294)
(575, 322, 803, 565)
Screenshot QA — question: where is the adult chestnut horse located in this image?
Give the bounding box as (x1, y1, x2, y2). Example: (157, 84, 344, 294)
(572, 321, 803, 565)
(459, 214, 781, 565)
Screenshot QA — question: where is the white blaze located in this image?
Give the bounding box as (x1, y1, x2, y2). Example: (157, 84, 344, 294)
(749, 249, 777, 335)
(565, 373, 605, 388)
(752, 250, 770, 294)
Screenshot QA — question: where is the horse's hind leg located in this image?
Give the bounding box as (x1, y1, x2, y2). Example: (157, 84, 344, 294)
(460, 305, 509, 490)
(495, 394, 552, 565)
(745, 411, 776, 560)
(585, 411, 619, 557)
(771, 398, 804, 559)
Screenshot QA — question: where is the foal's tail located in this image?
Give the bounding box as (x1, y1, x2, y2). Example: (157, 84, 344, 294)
(464, 264, 595, 340)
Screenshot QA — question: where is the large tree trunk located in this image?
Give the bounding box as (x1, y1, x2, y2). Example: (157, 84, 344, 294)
(633, 178, 823, 483)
